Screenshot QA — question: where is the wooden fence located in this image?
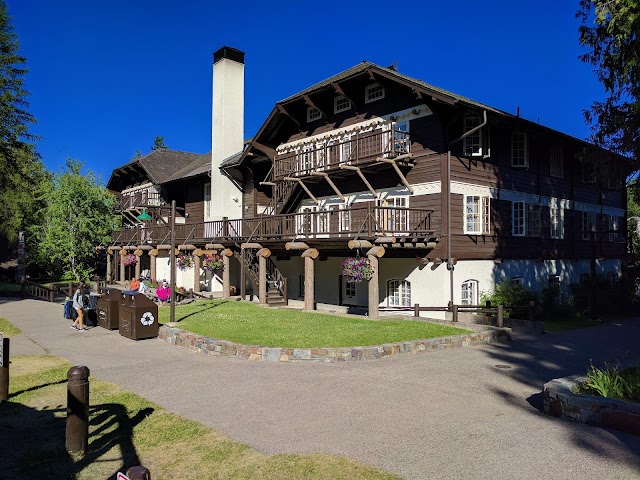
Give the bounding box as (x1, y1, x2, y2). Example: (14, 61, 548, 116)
(413, 301, 537, 328)
(21, 280, 56, 302)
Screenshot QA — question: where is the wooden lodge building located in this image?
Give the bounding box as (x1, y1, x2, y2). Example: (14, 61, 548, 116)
(106, 46, 631, 318)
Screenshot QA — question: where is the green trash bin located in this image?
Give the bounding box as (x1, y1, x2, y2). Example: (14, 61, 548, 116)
(119, 292, 159, 340)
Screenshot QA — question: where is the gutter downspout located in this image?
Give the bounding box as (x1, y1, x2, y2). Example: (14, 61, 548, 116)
(446, 110, 487, 306)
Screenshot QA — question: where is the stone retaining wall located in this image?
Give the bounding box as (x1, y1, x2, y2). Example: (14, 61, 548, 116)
(157, 325, 510, 363)
(543, 375, 640, 436)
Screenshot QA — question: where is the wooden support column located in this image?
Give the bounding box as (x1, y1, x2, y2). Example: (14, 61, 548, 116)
(134, 250, 142, 279)
(301, 248, 319, 311)
(119, 251, 125, 284)
(106, 252, 112, 282)
(366, 246, 385, 320)
(193, 254, 201, 293)
(149, 249, 157, 280)
(256, 248, 271, 305)
(221, 249, 233, 298)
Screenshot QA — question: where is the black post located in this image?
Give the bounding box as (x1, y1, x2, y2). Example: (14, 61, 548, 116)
(0, 336, 9, 401)
(126, 465, 151, 480)
(590, 231, 598, 321)
(170, 200, 176, 324)
(66, 366, 90, 455)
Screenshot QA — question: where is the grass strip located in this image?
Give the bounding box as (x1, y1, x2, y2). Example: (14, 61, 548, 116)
(158, 299, 471, 348)
(1, 354, 399, 480)
(0, 316, 21, 337)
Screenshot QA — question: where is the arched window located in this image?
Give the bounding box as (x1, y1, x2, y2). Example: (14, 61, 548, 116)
(387, 279, 411, 307)
(461, 280, 479, 305)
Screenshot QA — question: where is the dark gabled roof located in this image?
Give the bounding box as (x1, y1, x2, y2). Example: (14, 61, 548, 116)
(163, 152, 211, 183)
(107, 149, 210, 192)
(219, 140, 253, 169)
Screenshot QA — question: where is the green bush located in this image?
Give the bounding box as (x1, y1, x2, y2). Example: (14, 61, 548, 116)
(574, 364, 640, 403)
(480, 281, 538, 318)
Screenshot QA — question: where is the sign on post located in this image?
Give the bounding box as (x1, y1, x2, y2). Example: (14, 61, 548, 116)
(0, 334, 7, 368)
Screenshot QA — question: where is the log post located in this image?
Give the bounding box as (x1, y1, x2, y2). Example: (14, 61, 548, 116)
(301, 248, 319, 311)
(497, 305, 504, 328)
(366, 246, 385, 320)
(149, 249, 157, 281)
(193, 254, 201, 293)
(119, 251, 125, 284)
(256, 248, 271, 305)
(106, 252, 112, 283)
(134, 251, 141, 279)
(221, 249, 233, 298)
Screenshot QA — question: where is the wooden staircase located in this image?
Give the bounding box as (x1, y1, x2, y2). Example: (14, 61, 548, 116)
(240, 248, 288, 307)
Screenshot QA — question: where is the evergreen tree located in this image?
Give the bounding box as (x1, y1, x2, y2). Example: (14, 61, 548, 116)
(578, 1, 640, 160)
(151, 136, 168, 151)
(0, 1, 46, 247)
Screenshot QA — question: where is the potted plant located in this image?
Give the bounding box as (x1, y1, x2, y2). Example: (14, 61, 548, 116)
(122, 253, 137, 267)
(202, 254, 224, 273)
(176, 254, 194, 271)
(341, 257, 374, 283)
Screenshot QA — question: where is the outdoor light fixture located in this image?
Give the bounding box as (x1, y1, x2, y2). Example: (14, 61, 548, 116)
(136, 209, 152, 221)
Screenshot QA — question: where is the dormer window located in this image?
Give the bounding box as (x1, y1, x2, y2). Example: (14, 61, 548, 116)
(365, 83, 385, 103)
(307, 107, 322, 122)
(334, 96, 351, 113)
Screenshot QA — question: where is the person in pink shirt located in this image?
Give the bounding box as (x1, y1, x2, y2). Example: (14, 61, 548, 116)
(156, 280, 171, 305)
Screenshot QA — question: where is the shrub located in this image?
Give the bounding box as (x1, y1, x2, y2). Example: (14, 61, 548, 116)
(574, 364, 640, 403)
(480, 281, 538, 318)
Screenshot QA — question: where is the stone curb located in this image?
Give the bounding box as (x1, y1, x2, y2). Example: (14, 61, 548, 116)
(543, 371, 640, 436)
(157, 324, 511, 362)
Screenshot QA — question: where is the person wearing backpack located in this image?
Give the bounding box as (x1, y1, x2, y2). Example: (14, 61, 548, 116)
(71, 281, 88, 331)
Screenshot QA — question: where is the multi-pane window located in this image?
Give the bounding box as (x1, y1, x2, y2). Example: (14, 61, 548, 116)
(307, 106, 321, 122)
(317, 207, 329, 234)
(582, 211, 596, 240)
(609, 215, 620, 241)
(464, 195, 490, 234)
(461, 280, 478, 306)
(548, 275, 562, 303)
(527, 204, 541, 237)
(339, 205, 351, 232)
(550, 207, 564, 239)
(511, 133, 528, 167)
(393, 120, 410, 154)
(345, 280, 356, 297)
(512, 201, 525, 236)
(510, 277, 524, 286)
(463, 114, 483, 156)
(388, 279, 411, 307)
(550, 146, 564, 178)
(365, 83, 385, 103)
(334, 96, 351, 113)
(385, 196, 408, 232)
(582, 158, 596, 183)
(204, 183, 212, 219)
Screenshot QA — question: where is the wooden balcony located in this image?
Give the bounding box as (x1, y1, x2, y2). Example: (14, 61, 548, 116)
(274, 127, 411, 179)
(116, 189, 165, 212)
(111, 205, 434, 245)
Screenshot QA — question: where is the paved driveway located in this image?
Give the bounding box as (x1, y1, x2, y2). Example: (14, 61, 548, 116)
(1, 298, 639, 479)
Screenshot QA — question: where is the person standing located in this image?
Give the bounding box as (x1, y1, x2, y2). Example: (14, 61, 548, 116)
(71, 281, 87, 331)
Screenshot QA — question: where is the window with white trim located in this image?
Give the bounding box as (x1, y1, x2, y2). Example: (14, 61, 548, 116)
(463, 113, 483, 156)
(550, 207, 564, 239)
(512, 201, 525, 236)
(527, 204, 541, 237)
(582, 158, 596, 183)
(387, 279, 411, 307)
(307, 106, 321, 122)
(334, 96, 351, 113)
(582, 211, 596, 240)
(384, 196, 408, 232)
(511, 133, 528, 167)
(609, 215, 620, 241)
(204, 183, 212, 219)
(339, 204, 351, 232)
(550, 146, 564, 178)
(461, 279, 478, 306)
(548, 275, 562, 303)
(317, 207, 329, 234)
(464, 195, 490, 235)
(510, 277, 524, 286)
(345, 280, 356, 297)
(365, 83, 385, 103)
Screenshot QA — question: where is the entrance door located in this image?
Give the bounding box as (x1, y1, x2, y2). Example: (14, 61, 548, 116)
(341, 277, 358, 306)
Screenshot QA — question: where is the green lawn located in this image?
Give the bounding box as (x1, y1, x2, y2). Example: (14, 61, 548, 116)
(0, 316, 22, 337)
(158, 300, 471, 348)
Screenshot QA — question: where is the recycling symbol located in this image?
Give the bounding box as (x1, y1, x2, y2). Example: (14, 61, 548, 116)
(140, 311, 155, 326)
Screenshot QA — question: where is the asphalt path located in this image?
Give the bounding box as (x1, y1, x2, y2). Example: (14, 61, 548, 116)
(1, 297, 639, 479)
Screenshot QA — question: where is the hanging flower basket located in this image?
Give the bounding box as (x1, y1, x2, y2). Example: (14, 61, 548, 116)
(122, 253, 137, 267)
(341, 257, 374, 283)
(176, 254, 194, 271)
(202, 254, 223, 273)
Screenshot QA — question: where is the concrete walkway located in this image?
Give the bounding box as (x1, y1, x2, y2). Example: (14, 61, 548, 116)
(1, 297, 639, 479)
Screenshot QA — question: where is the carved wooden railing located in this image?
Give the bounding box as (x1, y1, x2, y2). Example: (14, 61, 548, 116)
(274, 127, 410, 179)
(21, 280, 56, 302)
(242, 248, 287, 302)
(117, 189, 165, 211)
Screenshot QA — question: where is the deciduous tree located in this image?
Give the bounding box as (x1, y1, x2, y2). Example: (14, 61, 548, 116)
(31, 159, 119, 281)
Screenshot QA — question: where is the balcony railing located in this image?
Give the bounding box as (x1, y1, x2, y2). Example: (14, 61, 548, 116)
(274, 127, 410, 179)
(111, 206, 433, 245)
(117, 189, 165, 211)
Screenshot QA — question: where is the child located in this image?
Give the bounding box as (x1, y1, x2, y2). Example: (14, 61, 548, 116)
(156, 280, 171, 305)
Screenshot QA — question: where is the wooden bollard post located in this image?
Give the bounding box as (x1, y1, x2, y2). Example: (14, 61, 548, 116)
(497, 305, 504, 328)
(66, 366, 90, 455)
(452, 305, 458, 322)
(0, 335, 9, 401)
(414, 303, 419, 318)
(126, 465, 151, 479)
(528, 301, 535, 322)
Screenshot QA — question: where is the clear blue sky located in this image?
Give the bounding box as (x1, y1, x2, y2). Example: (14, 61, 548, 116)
(8, 0, 602, 182)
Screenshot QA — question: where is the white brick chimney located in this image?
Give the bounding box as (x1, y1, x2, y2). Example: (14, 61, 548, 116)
(210, 46, 244, 220)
